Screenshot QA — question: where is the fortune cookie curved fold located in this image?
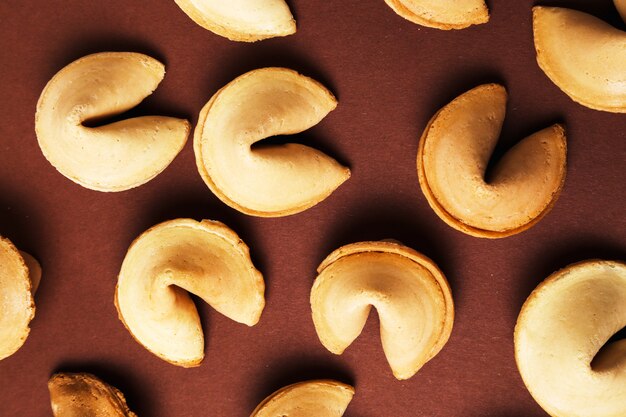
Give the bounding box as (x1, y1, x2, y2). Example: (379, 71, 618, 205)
(384, 0, 489, 29)
(49, 372, 137, 417)
(174, 0, 296, 41)
(251, 380, 354, 417)
(311, 241, 454, 380)
(417, 84, 567, 238)
(515, 260, 626, 417)
(115, 219, 264, 367)
(0, 237, 40, 361)
(35, 52, 190, 191)
(533, 6, 626, 112)
(194, 67, 350, 217)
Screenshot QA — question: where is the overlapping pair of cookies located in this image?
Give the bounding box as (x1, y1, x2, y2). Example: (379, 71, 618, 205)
(2, 0, 625, 416)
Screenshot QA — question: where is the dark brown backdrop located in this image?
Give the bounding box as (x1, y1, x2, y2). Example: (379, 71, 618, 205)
(1, 0, 625, 416)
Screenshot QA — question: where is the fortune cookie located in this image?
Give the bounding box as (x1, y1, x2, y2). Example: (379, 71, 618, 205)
(174, 0, 296, 41)
(311, 241, 454, 380)
(194, 68, 350, 217)
(384, 0, 489, 29)
(417, 84, 567, 238)
(35, 52, 189, 191)
(115, 219, 264, 366)
(0, 236, 40, 361)
(48, 372, 137, 417)
(533, 6, 626, 112)
(251, 380, 354, 417)
(515, 260, 626, 417)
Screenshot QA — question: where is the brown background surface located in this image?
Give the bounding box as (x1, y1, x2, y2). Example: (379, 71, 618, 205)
(0, 0, 625, 416)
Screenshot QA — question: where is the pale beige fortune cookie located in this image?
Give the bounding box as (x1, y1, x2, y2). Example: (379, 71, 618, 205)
(384, 0, 489, 29)
(515, 260, 626, 417)
(174, 0, 296, 41)
(311, 241, 454, 380)
(0, 236, 40, 361)
(251, 380, 354, 417)
(194, 67, 350, 217)
(533, 5, 626, 112)
(115, 219, 264, 367)
(417, 84, 567, 238)
(35, 52, 190, 191)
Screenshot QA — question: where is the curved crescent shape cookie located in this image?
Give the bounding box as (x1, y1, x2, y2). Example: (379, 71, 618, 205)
(49, 373, 137, 417)
(35, 52, 190, 191)
(115, 219, 264, 367)
(515, 260, 626, 417)
(384, 0, 489, 29)
(311, 241, 454, 380)
(417, 84, 567, 238)
(0, 237, 40, 361)
(533, 6, 626, 112)
(174, 0, 295, 42)
(194, 67, 350, 217)
(251, 380, 354, 417)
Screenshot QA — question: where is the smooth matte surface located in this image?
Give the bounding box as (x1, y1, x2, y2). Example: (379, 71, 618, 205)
(0, 1, 624, 416)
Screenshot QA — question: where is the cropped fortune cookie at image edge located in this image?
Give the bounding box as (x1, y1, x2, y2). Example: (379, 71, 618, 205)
(48, 373, 137, 417)
(533, 4, 626, 112)
(384, 0, 489, 29)
(251, 380, 355, 417)
(515, 260, 626, 417)
(0, 236, 40, 361)
(174, 0, 296, 41)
